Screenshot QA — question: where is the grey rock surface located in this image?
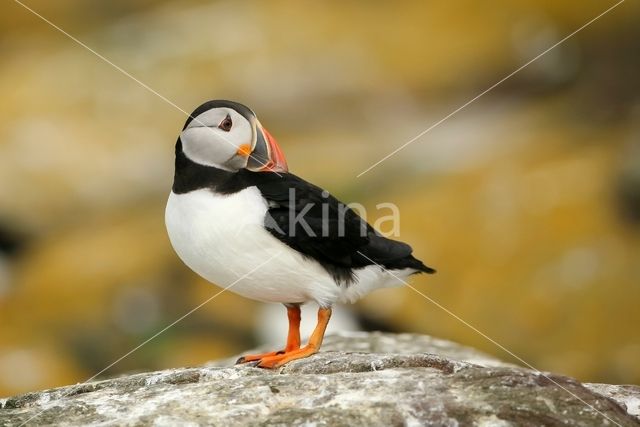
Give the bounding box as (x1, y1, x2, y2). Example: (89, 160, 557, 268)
(1, 332, 638, 426)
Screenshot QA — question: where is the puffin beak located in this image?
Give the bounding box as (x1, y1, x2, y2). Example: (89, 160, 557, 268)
(247, 120, 289, 172)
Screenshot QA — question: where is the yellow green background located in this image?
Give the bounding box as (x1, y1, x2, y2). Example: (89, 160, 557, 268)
(1, 0, 639, 396)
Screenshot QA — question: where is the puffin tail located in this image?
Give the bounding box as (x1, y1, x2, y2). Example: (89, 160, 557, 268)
(404, 255, 436, 275)
(413, 262, 436, 275)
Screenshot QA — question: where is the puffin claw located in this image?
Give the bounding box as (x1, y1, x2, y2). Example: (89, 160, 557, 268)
(235, 356, 262, 367)
(235, 350, 284, 365)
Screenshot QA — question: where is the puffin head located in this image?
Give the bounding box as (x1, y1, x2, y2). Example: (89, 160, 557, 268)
(178, 100, 288, 173)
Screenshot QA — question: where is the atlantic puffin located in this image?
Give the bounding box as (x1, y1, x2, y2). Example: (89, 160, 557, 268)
(165, 100, 435, 368)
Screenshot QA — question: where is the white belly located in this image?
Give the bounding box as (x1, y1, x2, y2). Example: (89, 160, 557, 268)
(165, 188, 411, 306)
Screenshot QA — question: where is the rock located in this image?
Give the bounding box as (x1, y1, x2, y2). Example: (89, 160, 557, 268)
(1, 332, 638, 426)
(584, 384, 640, 420)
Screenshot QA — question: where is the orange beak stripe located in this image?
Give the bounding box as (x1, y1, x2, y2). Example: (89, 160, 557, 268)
(236, 144, 252, 157)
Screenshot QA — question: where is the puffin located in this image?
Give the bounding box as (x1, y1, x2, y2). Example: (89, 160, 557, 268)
(165, 100, 435, 368)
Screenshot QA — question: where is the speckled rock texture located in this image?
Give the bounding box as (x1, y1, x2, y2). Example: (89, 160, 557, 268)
(1, 332, 639, 426)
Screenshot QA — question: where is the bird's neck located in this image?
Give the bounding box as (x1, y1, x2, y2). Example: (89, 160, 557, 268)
(172, 139, 236, 194)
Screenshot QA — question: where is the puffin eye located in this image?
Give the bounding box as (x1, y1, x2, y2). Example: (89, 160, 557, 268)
(218, 114, 233, 132)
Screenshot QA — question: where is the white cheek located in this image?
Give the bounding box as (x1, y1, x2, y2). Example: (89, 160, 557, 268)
(181, 127, 237, 169)
(233, 118, 253, 145)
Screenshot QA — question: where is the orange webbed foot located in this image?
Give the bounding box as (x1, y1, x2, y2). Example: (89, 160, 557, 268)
(255, 346, 319, 369)
(255, 307, 331, 369)
(236, 304, 302, 365)
(236, 306, 331, 369)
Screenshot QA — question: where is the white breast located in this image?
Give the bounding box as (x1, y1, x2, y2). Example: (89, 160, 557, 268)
(165, 188, 340, 306)
(165, 188, 411, 307)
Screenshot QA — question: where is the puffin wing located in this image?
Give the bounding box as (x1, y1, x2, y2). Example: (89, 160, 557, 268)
(249, 172, 435, 284)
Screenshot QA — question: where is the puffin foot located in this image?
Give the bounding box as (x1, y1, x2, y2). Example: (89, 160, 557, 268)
(255, 345, 319, 369)
(236, 304, 302, 365)
(236, 306, 330, 369)
(257, 307, 332, 369)
(235, 350, 284, 365)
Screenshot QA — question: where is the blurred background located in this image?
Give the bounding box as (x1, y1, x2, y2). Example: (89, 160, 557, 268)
(1, 0, 639, 397)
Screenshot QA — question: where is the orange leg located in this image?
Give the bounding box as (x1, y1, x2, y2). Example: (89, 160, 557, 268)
(256, 307, 332, 369)
(236, 304, 301, 364)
